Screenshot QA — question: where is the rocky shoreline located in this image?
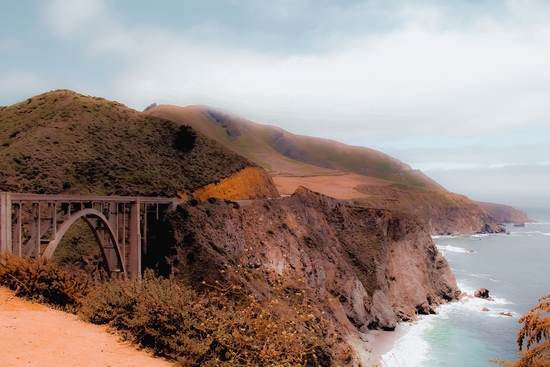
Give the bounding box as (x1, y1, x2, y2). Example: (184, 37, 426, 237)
(149, 187, 461, 364)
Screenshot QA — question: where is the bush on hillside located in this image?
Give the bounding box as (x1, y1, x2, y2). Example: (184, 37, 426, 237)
(0, 252, 354, 366)
(80, 269, 338, 367)
(0, 253, 90, 311)
(491, 294, 550, 367)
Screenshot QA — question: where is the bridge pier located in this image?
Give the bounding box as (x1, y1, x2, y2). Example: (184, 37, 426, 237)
(13, 202, 22, 256)
(0, 192, 12, 254)
(128, 198, 141, 280)
(0, 193, 180, 279)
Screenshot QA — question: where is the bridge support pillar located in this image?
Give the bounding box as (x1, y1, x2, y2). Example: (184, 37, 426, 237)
(128, 199, 141, 279)
(0, 192, 12, 254)
(13, 203, 22, 256)
(105, 202, 119, 273)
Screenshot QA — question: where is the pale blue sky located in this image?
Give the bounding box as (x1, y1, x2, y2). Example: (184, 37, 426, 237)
(1, 0, 549, 208)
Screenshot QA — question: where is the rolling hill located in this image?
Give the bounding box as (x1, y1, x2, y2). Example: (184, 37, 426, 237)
(0, 90, 272, 197)
(145, 105, 444, 190)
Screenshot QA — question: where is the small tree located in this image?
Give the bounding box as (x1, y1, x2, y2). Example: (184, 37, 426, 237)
(491, 294, 550, 367)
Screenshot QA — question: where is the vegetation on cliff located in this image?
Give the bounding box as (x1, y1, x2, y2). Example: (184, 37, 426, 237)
(0, 253, 350, 366)
(191, 166, 279, 200)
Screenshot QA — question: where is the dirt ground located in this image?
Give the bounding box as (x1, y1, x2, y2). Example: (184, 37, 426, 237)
(0, 287, 173, 367)
(273, 173, 391, 199)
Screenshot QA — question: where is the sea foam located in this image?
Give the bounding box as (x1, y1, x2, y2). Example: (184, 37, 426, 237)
(380, 321, 431, 367)
(436, 244, 472, 253)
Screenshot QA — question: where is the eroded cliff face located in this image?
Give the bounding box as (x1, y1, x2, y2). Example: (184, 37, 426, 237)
(354, 184, 504, 235)
(153, 187, 460, 364)
(191, 167, 279, 200)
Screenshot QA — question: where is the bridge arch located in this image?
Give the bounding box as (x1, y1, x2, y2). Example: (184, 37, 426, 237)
(42, 208, 126, 277)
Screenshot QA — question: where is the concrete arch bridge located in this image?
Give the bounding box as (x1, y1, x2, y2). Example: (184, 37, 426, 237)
(0, 192, 180, 279)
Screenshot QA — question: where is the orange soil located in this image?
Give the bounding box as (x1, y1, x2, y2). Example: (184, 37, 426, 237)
(0, 287, 173, 367)
(192, 166, 278, 200)
(273, 173, 392, 200)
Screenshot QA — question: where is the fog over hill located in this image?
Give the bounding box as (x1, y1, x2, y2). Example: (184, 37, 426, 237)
(1, 0, 549, 212)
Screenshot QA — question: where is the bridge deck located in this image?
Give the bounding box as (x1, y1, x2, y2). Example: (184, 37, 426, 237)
(9, 193, 179, 205)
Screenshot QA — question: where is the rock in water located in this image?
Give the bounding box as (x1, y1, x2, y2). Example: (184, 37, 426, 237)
(474, 287, 494, 301)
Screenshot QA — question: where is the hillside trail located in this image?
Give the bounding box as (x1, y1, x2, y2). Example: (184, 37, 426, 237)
(0, 287, 173, 367)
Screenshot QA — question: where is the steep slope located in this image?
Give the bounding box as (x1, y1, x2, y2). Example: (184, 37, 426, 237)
(475, 201, 531, 224)
(0, 90, 266, 197)
(152, 187, 460, 365)
(145, 105, 443, 190)
(145, 105, 336, 176)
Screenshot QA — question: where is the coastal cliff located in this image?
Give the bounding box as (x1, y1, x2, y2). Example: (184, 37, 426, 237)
(151, 187, 460, 364)
(474, 201, 530, 224)
(353, 184, 504, 235)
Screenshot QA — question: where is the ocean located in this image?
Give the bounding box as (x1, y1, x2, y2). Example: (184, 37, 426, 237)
(381, 207, 550, 367)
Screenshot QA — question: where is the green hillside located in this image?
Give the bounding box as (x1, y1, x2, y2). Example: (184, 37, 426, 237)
(0, 90, 253, 196)
(146, 105, 444, 190)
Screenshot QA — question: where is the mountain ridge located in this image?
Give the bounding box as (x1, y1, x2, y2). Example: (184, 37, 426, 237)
(145, 104, 444, 191)
(145, 103, 508, 234)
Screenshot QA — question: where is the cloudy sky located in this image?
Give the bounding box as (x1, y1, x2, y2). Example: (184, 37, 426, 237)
(1, 0, 549, 209)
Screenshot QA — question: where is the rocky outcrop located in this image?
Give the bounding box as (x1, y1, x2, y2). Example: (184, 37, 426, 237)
(474, 287, 494, 301)
(353, 184, 504, 235)
(153, 187, 460, 364)
(474, 201, 530, 224)
(191, 167, 279, 200)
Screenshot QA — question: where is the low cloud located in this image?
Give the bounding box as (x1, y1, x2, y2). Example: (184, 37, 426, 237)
(425, 164, 550, 206)
(37, 0, 550, 143)
(44, 0, 107, 38)
(387, 143, 550, 169)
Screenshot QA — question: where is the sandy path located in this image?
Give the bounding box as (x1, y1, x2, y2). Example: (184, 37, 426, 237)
(0, 287, 173, 367)
(273, 173, 391, 200)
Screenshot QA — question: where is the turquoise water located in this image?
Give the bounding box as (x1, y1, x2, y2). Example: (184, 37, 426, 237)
(382, 207, 550, 366)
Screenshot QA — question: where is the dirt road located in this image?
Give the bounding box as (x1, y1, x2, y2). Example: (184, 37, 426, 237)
(0, 287, 173, 367)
